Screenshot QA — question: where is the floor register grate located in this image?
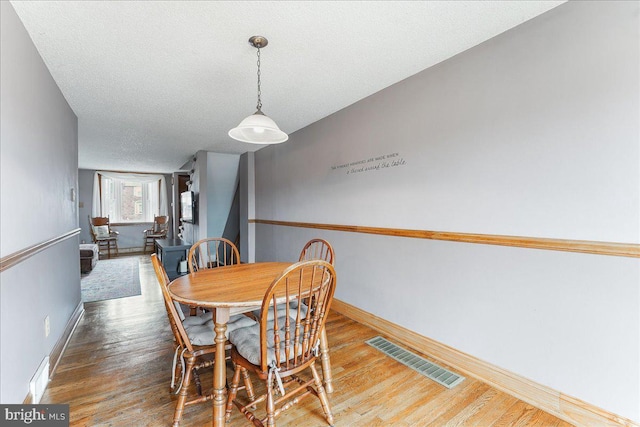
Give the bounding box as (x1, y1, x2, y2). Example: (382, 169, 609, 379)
(366, 336, 465, 389)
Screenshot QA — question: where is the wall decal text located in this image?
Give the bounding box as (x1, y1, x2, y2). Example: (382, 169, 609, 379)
(331, 152, 406, 175)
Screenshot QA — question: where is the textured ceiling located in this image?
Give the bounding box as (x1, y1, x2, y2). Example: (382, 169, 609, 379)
(11, 1, 564, 173)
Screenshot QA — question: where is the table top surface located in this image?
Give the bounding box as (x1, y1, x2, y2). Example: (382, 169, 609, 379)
(168, 262, 293, 309)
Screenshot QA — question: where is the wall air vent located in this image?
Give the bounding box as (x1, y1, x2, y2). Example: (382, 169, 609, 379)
(366, 336, 465, 389)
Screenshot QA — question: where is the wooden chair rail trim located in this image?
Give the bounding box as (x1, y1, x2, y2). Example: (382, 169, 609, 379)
(331, 299, 640, 427)
(250, 219, 640, 258)
(0, 228, 81, 273)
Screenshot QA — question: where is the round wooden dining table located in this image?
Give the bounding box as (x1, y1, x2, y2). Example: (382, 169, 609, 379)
(168, 262, 334, 427)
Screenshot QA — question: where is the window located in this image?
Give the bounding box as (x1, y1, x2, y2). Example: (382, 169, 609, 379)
(92, 171, 167, 221)
(101, 177, 160, 223)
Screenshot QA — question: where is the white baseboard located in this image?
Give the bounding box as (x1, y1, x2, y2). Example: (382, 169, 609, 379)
(29, 357, 49, 404)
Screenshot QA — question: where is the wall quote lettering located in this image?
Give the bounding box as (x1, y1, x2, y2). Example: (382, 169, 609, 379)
(331, 152, 407, 175)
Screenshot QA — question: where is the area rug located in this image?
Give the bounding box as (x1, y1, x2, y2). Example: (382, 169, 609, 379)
(81, 256, 142, 303)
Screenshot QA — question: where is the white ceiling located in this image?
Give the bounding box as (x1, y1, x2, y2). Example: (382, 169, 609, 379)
(11, 1, 564, 173)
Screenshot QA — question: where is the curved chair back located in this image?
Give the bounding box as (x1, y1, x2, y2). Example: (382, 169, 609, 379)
(89, 216, 112, 240)
(299, 238, 335, 265)
(259, 260, 336, 374)
(151, 215, 170, 234)
(89, 216, 110, 227)
(188, 237, 240, 273)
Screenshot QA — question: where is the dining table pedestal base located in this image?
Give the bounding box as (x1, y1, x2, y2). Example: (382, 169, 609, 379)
(213, 311, 230, 427)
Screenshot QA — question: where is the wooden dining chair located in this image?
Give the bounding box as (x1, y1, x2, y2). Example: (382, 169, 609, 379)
(299, 238, 335, 393)
(151, 254, 256, 427)
(143, 215, 170, 253)
(226, 260, 337, 427)
(187, 237, 240, 272)
(187, 237, 241, 317)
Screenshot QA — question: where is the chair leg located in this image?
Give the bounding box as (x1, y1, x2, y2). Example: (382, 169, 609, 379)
(225, 365, 242, 421)
(173, 356, 196, 427)
(241, 366, 256, 404)
(266, 376, 276, 427)
(193, 368, 202, 396)
(310, 362, 334, 426)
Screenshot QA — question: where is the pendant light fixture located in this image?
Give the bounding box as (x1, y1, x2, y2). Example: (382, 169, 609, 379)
(229, 36, 288, 144)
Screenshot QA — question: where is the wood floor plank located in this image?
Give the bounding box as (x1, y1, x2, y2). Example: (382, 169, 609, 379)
(460, 390, 520, 426)
(41, 255, 574, 426)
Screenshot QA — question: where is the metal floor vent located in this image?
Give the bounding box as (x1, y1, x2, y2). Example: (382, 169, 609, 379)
(366, 336, 465, 389)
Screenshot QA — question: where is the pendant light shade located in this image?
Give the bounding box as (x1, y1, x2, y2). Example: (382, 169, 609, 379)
(228, 110, 288, 144)
(229, 36, 288, 144)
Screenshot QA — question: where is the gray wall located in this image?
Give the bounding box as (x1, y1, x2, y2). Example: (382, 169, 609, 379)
(0, 2, 80, 403)
(182, 151, 240, 245)
(206, 152, 240, 239)
(253, 1, 639, 421)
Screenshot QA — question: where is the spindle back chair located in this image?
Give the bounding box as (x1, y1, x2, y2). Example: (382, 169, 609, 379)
(226, 260, 337, 427)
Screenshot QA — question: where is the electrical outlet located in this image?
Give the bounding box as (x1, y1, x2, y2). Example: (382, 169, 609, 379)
(44, 316, 50, 338)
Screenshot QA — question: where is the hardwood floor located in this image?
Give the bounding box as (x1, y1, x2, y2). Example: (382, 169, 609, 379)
(43, 255, 574, 426)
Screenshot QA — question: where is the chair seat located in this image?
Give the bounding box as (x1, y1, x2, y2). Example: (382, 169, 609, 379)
(145, 233, 166, 238)
(182, 311, 251, 327)
(229, 317, 305, 366)
(186, 314, 257, 346)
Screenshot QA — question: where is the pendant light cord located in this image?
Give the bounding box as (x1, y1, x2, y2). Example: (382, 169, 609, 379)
(256, 47, 262, 112)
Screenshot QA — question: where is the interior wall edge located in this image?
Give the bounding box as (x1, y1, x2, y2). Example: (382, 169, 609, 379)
(250, 219, 639, 258)
(331, 298, 639, 427)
